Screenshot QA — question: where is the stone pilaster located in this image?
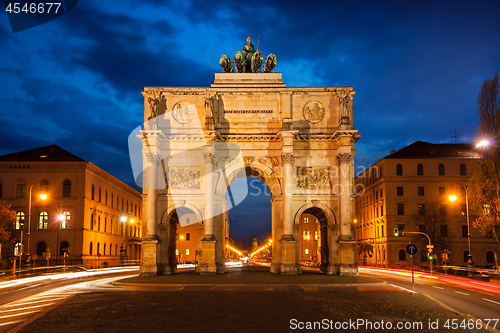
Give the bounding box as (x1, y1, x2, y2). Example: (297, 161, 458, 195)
(336, 152, 358, 276)
(200, 150, 217, 274)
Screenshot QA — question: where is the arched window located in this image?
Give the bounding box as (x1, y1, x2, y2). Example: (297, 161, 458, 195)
(110, 244, 112, 256)
(122, 198, 124, 211)
(186, 217, 190, 225)
(186, 233, 190, 241)
(115, 244, 118, 255)
(60, 241, 69, 255)
(90, 213, 94, 230)
(14, 242, 22, 256)
(16, 181, 26, 198)
(16, 212, 25, 230)
(98, 216, 101, 231)
(99, 187, 102, 203)
(111, 193, 114, 208)
(460, 164, 466, 176)
(91, 184, 95, 200)
(463, 251, 469, 262)
(438, 163, 445, 175)
(417, 164, 423, 176)
(90, 242, 93, 255)
(62, 180, 71, 197)
(61, 211, 70, 229)
(105, 190, 108, 205)
(38, 211, 48, 229)
(486, 251, 494, 263)
(396, 164, 403, 176)
(37, 241, 46, 255)
(97, 243, 100, 255)
(110, 219, 113, 235)
(104, 217, 107, 233)
(103, 243, 106, 255)
(398, 250, 406, 261)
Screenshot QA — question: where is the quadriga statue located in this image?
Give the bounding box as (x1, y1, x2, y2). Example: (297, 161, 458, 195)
(219, 36, 277, 73)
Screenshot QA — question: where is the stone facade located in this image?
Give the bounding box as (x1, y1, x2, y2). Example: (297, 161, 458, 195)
(139, 73, 359, 276)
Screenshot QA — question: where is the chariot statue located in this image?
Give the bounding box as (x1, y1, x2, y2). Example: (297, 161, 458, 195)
(219, 36, 277, 73)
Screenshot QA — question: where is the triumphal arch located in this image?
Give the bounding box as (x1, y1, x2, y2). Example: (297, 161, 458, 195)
(137, 38, 360, 276)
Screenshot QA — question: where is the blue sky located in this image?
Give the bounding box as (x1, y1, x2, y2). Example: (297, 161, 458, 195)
(1, 0, 499, 242)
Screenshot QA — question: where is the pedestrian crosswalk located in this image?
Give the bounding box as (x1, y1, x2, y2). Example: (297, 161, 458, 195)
(0, 289, 85, 333)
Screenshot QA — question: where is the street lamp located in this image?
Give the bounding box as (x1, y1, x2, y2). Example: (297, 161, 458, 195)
(449, 186, 473, 277)
(27, 182, 48, 257)
(119, 213, 137, 265)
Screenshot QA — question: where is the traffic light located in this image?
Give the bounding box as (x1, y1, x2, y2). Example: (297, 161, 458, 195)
(428, 249, 433, 260)
(394, 228, 399, 236)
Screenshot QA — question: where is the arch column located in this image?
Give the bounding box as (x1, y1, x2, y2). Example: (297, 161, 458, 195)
(337, 152, 358, 276)
(279, 150, 300, 275)
(200, 151, 217, 274)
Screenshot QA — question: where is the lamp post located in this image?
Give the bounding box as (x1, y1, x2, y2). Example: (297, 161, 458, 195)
(27, 182, 48, 257)
(449, 186, 473, 277)
(119, 213, 136, 265)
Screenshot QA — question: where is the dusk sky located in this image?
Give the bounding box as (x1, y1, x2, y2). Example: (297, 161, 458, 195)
(1, 1, 499, 243)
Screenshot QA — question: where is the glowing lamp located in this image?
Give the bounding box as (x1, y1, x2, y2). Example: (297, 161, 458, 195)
(120, 216, 127, 223)
(448, 195, 457, 202)
(39, 194, 47, 200)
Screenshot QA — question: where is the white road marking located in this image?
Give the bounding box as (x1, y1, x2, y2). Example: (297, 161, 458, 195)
(433, 286, 444, 290)
(454, 291, 469, 296)
(390, 283, 416, 294)
(482, 298, 500, 305)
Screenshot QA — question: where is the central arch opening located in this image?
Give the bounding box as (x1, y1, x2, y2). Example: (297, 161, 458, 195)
(226, 174, 272, 266)
(299, 207, 330, 273)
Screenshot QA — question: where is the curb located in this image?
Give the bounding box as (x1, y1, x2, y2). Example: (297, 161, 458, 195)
(111, 281, 387, 288)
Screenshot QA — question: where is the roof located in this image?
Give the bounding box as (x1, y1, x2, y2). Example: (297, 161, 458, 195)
(384, 141, 477, 159)
(0, 144, 87, 162)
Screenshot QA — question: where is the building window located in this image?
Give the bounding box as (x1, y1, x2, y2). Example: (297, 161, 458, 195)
(122, 199, 124, 211)
(105, 191, 108, 205)
(99, 187, 102, 203)
(397, 224, 405, 233)
(111, 193, 114, 208)
(37, 241, 46, 256)
(397, 203, 404, 215)
(463, 251, 469, 263)
(305, 249, 309, 255)
(16, 211, 25, 230)
(438, 164, 445, 175)
(440, 204, 447, 216)
(418, 186, 424, 196)
(186, 233, 190, 241)
(98, 216, 101, 231)
(419, 224, 426, 233)
(0, 183, 2, 198)
(103, 243, 106, 255)
(90, 213, 94, 230)
(104, 217, 107, 233)
(14, 242, 22, 256)
(97, 243, 100, 255)
(439, 186, 445, 196)
(304, 217, 309, 224)
(62, 180, 71, 197)
(186, 218, 190, 225)
(117, 195, 119, 208)
(60, 241, 69, 255)
(176, 233, 179, 241)
(90, 242, 93, 255)
(380, 189, 383, 198)
(417, 164, 423, 176)
(486, 251, 494, 263)
(91, 184, 95, 200)
(460, 163, 466, 176)
(16, 183, 26, 198)
(61, 211, 70, 229)
(440, 225, 448, 237)
(396, 164, 402, 176)
(398, 250, 406, 261)
(110, 219, 113, 234)
(397, 186, 403, 196)
(186, 249, 190, 256)
(462, 225, 468, 238)
(135, 204, 137, 216)
(375, 191, 378, 200)
(380, 205, 384, 216)
(115, 244, 118, 255)
(418, 204, 425, 215)
(38, 211, 48, 229)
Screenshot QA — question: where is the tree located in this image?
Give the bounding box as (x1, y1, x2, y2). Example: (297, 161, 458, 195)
(0, 200, 16, 268)
(468, 72, 500, 243)
(412, 202, 452, 260)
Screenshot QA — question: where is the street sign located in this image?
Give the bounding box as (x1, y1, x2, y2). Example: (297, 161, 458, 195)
(406, 244, 418, 256)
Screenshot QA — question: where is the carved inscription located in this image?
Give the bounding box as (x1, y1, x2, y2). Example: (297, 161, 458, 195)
(165, 168, 201, 189)
(296, 167, 332, 189)
(225, 110, 273, 114)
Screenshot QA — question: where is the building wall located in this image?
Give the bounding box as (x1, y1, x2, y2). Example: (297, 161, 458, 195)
(0, 160, 143, 269)
(355, 154, 500, 268)
(176, 213, 198, 263)
(299, 213, 320, 261)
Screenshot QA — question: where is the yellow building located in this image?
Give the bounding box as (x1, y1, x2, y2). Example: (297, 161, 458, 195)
(0, 145, 143, 269)
(355, 141, 500, 268)
(175, 212, 200, 263)
(299, 213, 321, 262)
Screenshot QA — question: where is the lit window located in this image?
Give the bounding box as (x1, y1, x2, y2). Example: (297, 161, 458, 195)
(176, 249, 179, 256)
(305, 249, 309, 255)
(16, 212, 25, 230)
(14, 242, 22, 256)
(61, 211, 70, 229)
(186, 249, 190, 256)
(38, 211, 48, 229)
(304, 217, 309, 224)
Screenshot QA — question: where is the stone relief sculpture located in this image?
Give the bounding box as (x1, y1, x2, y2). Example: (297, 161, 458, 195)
(172, 102, 193, 124)
(148, 96, 159, 120)
(165, 168, 201, 189)
(296, 167, 332, 189)
(219, 54, 234, 73)
(303, 101, 325, 123)
(263, 54, 277, 73)
(219, 36, 277, 73)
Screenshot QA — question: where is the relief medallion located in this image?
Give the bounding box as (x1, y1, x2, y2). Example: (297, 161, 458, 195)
(303, 101, 325, 123)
